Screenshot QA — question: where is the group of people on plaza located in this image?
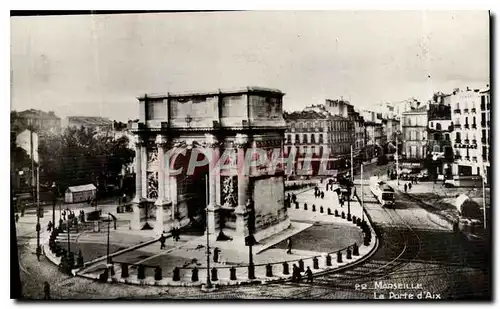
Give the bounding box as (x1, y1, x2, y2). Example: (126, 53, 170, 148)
(159, 224, 182, 249)
(291, 264, 313, 283)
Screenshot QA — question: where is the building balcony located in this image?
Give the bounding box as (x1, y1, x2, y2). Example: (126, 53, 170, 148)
(471, 108, 476, 113)
(464, 139, 470, 144)
(472, 157, 478, 163)
(464, 108, 469, 113)
(454, 109, 461, 114)
(472, 139, 477, 144)
(455, 139, 461, 144)
(454, 123, 461, 129)
(465, 156, 470, 161)
(464, 124, 470, 129)
(472, 124, 477, 129)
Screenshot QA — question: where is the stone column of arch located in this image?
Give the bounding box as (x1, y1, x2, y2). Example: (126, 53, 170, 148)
(204, 134, 220, 235)
(154, 134, 171, 233)
(131, 135, 146, 230)
(234, 133, 249, 238)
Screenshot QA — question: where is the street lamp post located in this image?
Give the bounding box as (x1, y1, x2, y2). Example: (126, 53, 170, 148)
(51, 182, 56, 229)
(204, 175, 212, 290)
(247, 199, 256, 280)
(361, 163, 364, 222)
(67, 209, 70, 255)
(106, 213, 111, 264)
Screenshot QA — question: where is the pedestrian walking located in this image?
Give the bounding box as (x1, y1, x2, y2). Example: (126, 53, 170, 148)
(404, 183, 407, 193)
(47, 221, 53, 232)
(43, 281, 50, 299)
(15, 213, 19, 223)
(286, 237, 292, 254)
(408, 182, 412, 190)
(159, 233, 166, 249)
(306, 266, 313, 283)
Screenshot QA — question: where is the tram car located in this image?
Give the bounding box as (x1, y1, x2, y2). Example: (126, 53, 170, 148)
(369, 176, 395, 207)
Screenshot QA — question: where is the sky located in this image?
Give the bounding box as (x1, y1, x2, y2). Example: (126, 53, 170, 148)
(10, 11, 490, 121)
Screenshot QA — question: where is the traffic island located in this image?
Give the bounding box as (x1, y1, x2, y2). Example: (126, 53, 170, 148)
(42, 186, 378, 287)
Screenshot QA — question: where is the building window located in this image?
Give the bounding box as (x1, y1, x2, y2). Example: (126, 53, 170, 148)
(436, 123, 441, 130)
(410, 130, 416, 140)
(311, 134, 316, 144)
(430, 122, 433, 128)
(295, 134, 300, 143)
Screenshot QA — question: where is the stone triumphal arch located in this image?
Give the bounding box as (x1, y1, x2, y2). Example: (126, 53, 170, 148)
(129, 87, 290, 243)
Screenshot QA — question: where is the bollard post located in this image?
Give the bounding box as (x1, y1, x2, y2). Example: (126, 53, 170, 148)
(230, 267, 237, 280)
(313, 257, 319, 269)
(266, 264, 273, 277)
(337, 251, 343, 263)
(352, 215, 357, 224)
(353, 243, 359, 256)
(364, 235, 371, 246)
(312, 204, 316, 212)
(172, 267, 180, 281)
(211, 267, 218, 281)
(298, 259, 304, 272)
(341, 211, 345, 219)
(154, 266, 162, 281)
(326, 254, 332, 266)
(328, 208, 332, 215)
(295, 202, 299, 209)
(335, 209, 339, 217)
(137, 265, 145, 280)
(304, 203, 308, 210)
(121, 263, 129, 278)
(320, 206, 324, 213)
(282, 262, 289, 275)
(248, 264, 255, 280)
(191, 267, 199, 282)
(356, 218, 361, 226)
(346, 247, 352, 259)
(172, 267, 181, 281)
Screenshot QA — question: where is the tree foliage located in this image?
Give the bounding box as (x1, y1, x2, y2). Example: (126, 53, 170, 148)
(38, 126, 135, 191)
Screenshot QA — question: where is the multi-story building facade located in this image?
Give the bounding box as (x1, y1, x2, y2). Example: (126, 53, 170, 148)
(65, 116, 114, 133)
(401, 104, 428, 172)
(450, 87, 490, 181)
(362, 110, 383, 160)
(427, 94, 454, 179)
(284, 109, 353, 175)
(479, 87, 491, 183)
(11, 109, 61, 135)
